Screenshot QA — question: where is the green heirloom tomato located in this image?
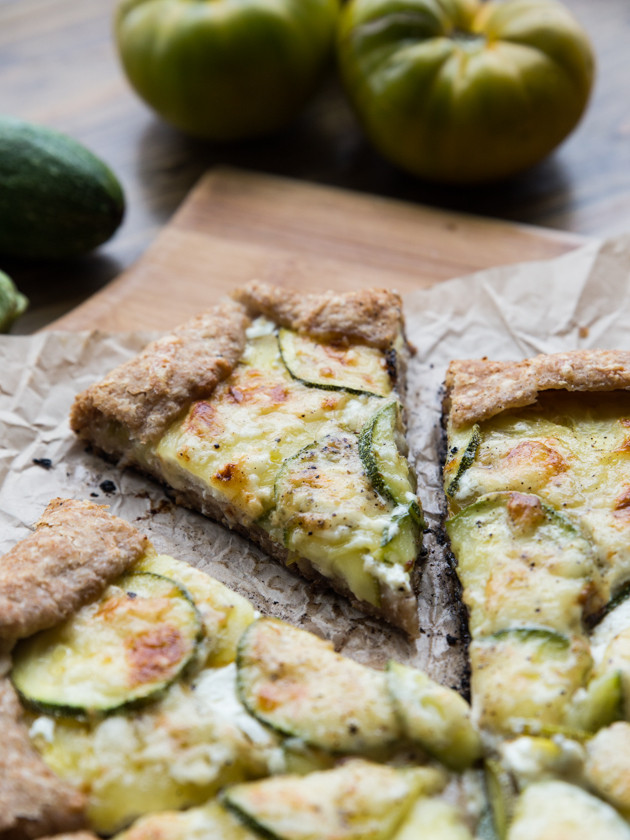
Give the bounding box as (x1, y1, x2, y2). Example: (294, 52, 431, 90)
(337, 0, 595, 184)
(115, 0, 339, 141)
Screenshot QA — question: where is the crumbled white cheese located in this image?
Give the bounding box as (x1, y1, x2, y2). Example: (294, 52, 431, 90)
(245, 316, 277, 340)
(29, 716, 55, 743)
(363, 555, 410, 590)
(340, 396, 381, 432)
(192, 664, 273, 746)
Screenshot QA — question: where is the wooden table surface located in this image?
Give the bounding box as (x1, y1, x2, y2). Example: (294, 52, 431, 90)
(1, 0, 629, 332)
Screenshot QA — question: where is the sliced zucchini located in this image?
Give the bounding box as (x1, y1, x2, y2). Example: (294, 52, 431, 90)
(269, 434, 416, 609)
(393, 797, 475, 840)
(508, 780, 630, 840)
(446, 492, 600, 637)
(444, 424, 481, 500)
(12, 572, 202, 717)
(223, 758, 446, 840)
(378, 508, 419, 562)
(469, 628, 592, 735)
(594, 582, 630, 628)
(278, 327, 393, 397)
(135, 552, 256, 668)
(590, 588, 630, 720)
(156, 330, 379, 523)
(32, 662, 280, 835)
(591, 583, 630, 654)
(566, 670, 623, 733)
(236, 617, 400, 754)
(484, 759, 517, 840)
(116, 800, 259, 840)
(585, 722, 630, 814)
(386, 661, 482, 771)
(358, 401, 424, 526)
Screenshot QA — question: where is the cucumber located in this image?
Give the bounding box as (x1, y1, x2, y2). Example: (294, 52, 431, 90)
(0, 116, 125, 259)
(358, 401, 424, 526)
(11, 572, 202, 717)
(386, 661, 482, 771)
(278, 327, 393, 397)
(236, 617, 400, 755)
(222, 759, 445, 840)
(0, 270, 28, 331)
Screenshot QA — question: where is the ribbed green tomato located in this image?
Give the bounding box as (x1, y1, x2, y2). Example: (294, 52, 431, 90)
(337, 0, 595, 183)
(115, 0, 339, 141)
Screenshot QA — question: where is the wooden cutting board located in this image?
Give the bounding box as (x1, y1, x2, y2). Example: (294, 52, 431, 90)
(53, 167, 590, 332)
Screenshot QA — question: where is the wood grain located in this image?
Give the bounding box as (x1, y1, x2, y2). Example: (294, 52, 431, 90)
(52, 168, 587, 332)
(0, 0, 627, 333)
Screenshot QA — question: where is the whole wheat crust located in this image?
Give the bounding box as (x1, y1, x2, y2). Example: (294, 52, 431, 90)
(234, 281, 405, 351)
(0, 498, 148, 645)
(0, 499, 150, 840)
(0, 680, 88, 840)
(445, 349, 630, 429)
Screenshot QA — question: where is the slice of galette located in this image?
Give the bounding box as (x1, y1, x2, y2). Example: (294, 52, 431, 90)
(70, 282, 424, 635)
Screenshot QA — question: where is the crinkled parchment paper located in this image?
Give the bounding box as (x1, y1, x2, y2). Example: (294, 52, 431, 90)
(2, 233, 629, 689)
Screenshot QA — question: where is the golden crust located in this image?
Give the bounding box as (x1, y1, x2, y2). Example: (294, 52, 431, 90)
(70, 301, 249, 446)
(0, 680, 87, 840)
(234, 280, 405, 350)
(0, 498, 148, 645)
(445, 350, 630, 429)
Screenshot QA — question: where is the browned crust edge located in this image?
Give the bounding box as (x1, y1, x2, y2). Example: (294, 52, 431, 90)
(234, 280, 406, 351)
(0, 498, 149, 645)
(0, 501, 150, 839)
(0, 680, 88, 840)
(70, 283, 407, 448)
(445, 349, 630, 429)
(70, 300, 250, 446)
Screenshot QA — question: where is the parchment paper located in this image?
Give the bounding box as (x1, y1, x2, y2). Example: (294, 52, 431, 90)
(2, 233, 628, 689)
